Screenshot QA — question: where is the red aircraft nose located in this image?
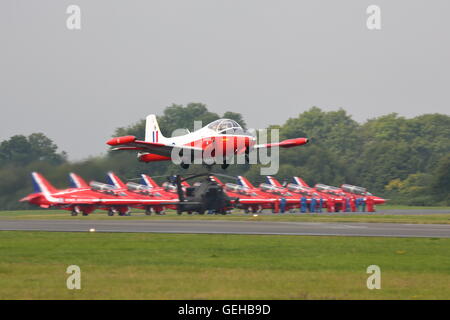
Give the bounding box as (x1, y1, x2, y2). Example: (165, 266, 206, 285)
(373, 197, 386, 205)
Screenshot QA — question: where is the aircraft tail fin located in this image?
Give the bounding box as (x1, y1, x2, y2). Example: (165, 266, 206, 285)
(140, 174, 159, 188)
(266, 176, 283, 187)
(106, 172, 127, 189)
(293, 176, 310, 188)
(145, 114, 166, 143)
(31, 172, 58, 194)
(210, 175, 224, 186)
(237, 176, 255, 189)
(69, 173, 89, 188)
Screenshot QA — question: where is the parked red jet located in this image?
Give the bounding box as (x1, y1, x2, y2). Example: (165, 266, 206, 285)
(107, 115, 309, 169)
(340, 184, 386, 205)
(209, 176, 276, 213)
(235, 176, 294, 213)
(289, 177, 385, 212)
(140, 174, 190, 196)
(102, 172, 179, 215)
(238, 176, 308, 212)
(265, 176, 325, 210)
(20, 172, 116, 215)
(69, 172, 146, 216)
(287, 176, 338, 212)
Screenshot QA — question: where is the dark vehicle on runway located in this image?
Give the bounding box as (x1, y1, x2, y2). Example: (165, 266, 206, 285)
(172, 174, 238, 215)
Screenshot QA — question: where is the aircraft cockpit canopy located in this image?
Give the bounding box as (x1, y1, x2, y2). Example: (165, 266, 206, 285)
(90, 181, 117, 195)
(341, 184, 373, 196)
(207, 119, 246, 135)
(315, 184, 343, 196)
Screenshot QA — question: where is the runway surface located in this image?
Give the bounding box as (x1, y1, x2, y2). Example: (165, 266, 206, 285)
(1, 219, 450, 238)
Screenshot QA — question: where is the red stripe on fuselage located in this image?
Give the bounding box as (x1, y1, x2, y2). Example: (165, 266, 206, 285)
(139, 135, 254, 163)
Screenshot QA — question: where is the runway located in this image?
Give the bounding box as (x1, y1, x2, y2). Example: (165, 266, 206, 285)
(1, 219, 450, 238)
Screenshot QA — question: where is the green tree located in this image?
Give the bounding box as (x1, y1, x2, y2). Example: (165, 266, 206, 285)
(0, 133, 66, 167)
(431, 154, 450, 205)
(280, 107, 362, 159)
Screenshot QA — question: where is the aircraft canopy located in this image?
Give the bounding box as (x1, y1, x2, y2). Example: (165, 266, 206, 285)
(207, 119, 245, 135)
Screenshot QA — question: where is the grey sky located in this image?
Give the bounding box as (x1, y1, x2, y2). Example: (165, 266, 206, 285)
(1, 1, 449, 160)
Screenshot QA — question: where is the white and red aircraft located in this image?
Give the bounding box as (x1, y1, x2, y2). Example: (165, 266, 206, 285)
(107, 115, 309, 169)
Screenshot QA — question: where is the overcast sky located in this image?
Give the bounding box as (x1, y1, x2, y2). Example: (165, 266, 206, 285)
(1, 1, 449, 160)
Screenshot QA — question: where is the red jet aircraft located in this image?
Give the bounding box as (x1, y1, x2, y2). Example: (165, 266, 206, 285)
(236, 176, 296, 213)
(69, 172, 145, 216)
(20, 172, 118, 216)
(209, 176, 276, 213)
(265, 176, 328, 211)
(20, 172, 182, 216)
(107, 115, 309, 169)
(103, 172, 179, 215)
(290, 177, 386, 212)
(340, 184, 386, 205)
(140, 174, 190, 195)
(287, 176, 338, 212)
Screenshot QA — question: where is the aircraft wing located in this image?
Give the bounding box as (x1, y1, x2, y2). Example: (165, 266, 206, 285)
(254, 138, 309, 149)
(107, 136, 203, 158)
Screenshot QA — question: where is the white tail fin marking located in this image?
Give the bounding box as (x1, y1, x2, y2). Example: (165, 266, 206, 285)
(266, 176, 282, 187)
(145, 114, 165, 143)
(237, 176, 254, 189)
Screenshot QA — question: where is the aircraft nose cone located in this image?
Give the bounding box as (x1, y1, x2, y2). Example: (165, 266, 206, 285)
(374, 197, 386, 204)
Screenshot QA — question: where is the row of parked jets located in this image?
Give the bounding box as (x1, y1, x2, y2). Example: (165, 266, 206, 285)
(21, 172, 386, 216)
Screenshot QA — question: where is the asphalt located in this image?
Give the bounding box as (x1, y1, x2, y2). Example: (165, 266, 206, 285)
(0, 219, 449, 238)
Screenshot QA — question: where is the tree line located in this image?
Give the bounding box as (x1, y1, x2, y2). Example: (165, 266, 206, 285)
(1, 103, 449, 210)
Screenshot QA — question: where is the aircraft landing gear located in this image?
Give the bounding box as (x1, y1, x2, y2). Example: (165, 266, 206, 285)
(107, 209, 114, 216)
(71, 206, 81, 216)
(221, 162, 229, 170)
(145, 208, 152, 216)
(244, 147, 250, 164)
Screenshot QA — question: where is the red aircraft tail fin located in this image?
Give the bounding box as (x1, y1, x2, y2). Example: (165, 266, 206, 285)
(31, 172, 58, 194)
(210, 176, 224, 186)
(266, 176, 283, 187)
(237, 176, 255, 189)
(106, 172, 127, 189)
(293, 176, 310, 188)
(140, 174, 159, 188)
(69, 172, 89, 188)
